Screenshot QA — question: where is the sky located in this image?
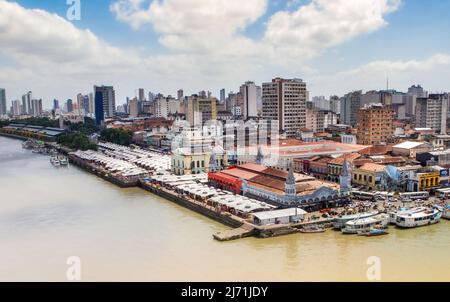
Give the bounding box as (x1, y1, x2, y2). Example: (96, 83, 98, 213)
(1, 0, 450, 108)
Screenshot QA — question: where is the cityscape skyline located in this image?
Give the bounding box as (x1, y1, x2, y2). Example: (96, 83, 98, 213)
(1, 0, 450, 107)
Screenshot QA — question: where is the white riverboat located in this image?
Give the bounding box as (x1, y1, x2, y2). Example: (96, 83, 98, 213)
(396, 208, 442, 228)
(388, 207, 427, 224)
(342, 214, 389, 234)
(58, 156, 69, 167)
(333, 211, 379, 229)
(50, 156, 60, 167)
(443, 204, 450, 220)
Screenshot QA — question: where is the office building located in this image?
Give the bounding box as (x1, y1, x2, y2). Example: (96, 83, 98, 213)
(187, 95, 217, 127)
(356, 104, 395, 145)
(177, 89, 184, 101)
(415, 94, 448, 134)
(262, 78, 308, 138)
(94, 85, 116, 126)
(405, 85, 427, 117)
(340, 91, 362, 127)
(240, 81, 261, 119)
(0, 88, 6, 116)
(138, 88, 145, 102)
(22, 91, 32, 115)
(220, 89, 226, 103)
(11, 100, 21, 116)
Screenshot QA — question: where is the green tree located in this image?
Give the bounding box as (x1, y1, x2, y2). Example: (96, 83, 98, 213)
(100, 128, 133, 146)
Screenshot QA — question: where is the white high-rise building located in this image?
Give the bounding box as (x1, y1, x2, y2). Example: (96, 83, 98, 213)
(262, 78, 308, 138)
(240, 81, 261, 119)
(415, 94, 448, 134)
(22, 91, 32, 115)
(155, 96, 181, 119)
(11, 100, 21, 116)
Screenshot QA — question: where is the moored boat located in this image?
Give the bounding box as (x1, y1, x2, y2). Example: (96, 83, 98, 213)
(299, 224, 325, 233)
(342, 213, 389, 234)
(396, 208, 442, 228)
(58, 156, 69, 166)
(388, 207, 427, 224)
(358, 228, 389, 237)
(333, 211, 379, 230)
(442, 204, 450, 220)
(50, 156, 60, 167)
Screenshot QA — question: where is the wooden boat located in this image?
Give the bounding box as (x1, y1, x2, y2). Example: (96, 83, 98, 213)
(342, 214, 389, 234)
(299, 225, 325, 233)
(358, 228, 389, 237)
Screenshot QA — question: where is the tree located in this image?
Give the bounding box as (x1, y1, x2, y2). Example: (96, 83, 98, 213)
(57, 132, 97, 151)
(100, 128, 133, 146)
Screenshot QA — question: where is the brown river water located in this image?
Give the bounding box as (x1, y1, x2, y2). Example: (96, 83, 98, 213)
(0, 136, 449, 281)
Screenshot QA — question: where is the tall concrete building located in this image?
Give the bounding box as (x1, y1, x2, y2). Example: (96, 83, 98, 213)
(53, 99, 59, 111)
(177, 89, 184, 101)
(31, 99, 43, 117)
(240, 81, 261, 119)
(94, 85, 116, 126)
(187, 95, 217, 127)
(415, 94, 448, 134)
(11, 100, 21, 116)
(129, 98, 139, 117)
(66, 99, 73, 113)
(405, 85, 427, 117)
(262, 78, 307, 138)
(22, 91, 32, 115)
(154, 96, 180, 118)
(330, 95, 340, 115)
(356, 103, 395, 145)
(220, 89, 226, 103)
(0, 88, 6, 116)
(138, 88, 145, 102)
(340, 91, 362, 127)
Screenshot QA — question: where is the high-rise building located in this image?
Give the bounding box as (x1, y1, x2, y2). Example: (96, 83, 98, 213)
(22, 91, 32, 115)
(0, 88, 6, 116)
(94, 85, 116, 126)
(312, 96, 330, 111)
(11, 100, 21, 116)
(53, 99, 59, 111)
(31, 99, 43, 117)
(220, 89, 226, 103)
(154, 96, 180, 118)
(415, 94, 448, 134)
(262, 78, 307, 138)
(66, 99, 73, 113)
(88, 93, 94, 113)
(187, 95, 218, 127)
(330, 95, 340, 115)
(356, 104, 395, 145)
(306, 109, 338, 133)
(340, 91, 362, 127)
(177, 89, 184, 101)
(129, 98, 139, 118)
(138, 88, 145, 102)
(240, 81, 261, 119)
(405, 85, 427, 117)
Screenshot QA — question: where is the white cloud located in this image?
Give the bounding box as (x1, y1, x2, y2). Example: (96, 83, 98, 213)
(308, 53, 450, 96)
(263, 0, 401, 65)
(1, 0, 427, 108)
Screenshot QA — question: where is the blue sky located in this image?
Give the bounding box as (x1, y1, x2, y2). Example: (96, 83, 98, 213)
(2, 0, 450, 107)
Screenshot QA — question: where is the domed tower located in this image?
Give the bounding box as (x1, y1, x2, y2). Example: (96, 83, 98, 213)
(340, 159, 352, 194)
(285, 165, 297, 198)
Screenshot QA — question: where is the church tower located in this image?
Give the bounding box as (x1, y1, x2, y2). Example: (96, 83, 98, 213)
(340, 159, 352, 194)
(285, 165, 297, 197)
